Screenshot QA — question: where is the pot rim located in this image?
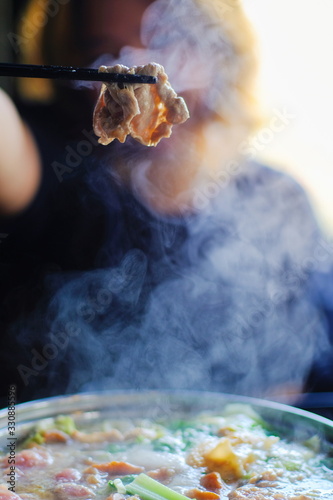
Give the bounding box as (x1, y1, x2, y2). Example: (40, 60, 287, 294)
(1, 390, 332, 447)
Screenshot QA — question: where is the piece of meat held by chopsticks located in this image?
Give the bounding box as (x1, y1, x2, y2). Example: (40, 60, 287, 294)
(93, 63, 190, 147)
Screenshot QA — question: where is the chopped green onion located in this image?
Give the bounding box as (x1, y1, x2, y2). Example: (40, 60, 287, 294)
(284, 461, 302, 471)
(304, 435, 320, 453)
(109, 475, 137, 491)
(152, 436, 184, 453)
(121, 475, 138, 485)
(126, 473, 189, 500)
(23, 431, 45, 446)
(108, 480, 116, 491)
(113, 479, 127, 494)
(54, 416, 76, 435)
(167, 419, 192, 431)
(108, 443, 129, 453)
(135, 434, 146, 444)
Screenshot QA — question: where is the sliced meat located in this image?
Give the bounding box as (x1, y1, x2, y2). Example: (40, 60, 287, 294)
(147, 467, 176, 482)
(2, 467, 23, 478)
(0, 485, 22, 500)
(85, 474, 103, 486)
(93, 63, 189, 147)
(105, 495, 126, 500)
(228, 486, 276, 499)
(15, 448, 53, 468)
(123, 427, 158, 441)
(71, 429, 123, 443)
(82, 466, 99, 475)
(55, 468, 82, 482)
(82, 466, 104, 487)
(53, 483, 94, 499)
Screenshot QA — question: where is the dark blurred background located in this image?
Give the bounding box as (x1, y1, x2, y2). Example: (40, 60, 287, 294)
(0, 0, 27, 93)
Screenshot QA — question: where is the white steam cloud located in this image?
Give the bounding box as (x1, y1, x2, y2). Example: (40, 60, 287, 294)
(74, 0, 235, 116)
(11, 0, 333, 404)
(15, 160, 332, 400)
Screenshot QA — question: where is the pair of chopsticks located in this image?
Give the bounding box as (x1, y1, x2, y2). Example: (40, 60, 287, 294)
(0, 62, 156, 84)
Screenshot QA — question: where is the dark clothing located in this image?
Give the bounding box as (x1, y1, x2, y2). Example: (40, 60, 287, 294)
(1, 103, 333, 408)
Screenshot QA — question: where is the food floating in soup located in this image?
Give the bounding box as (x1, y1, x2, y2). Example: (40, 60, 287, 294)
(1, 406, 332, 500)
(93, 63, 190, 146)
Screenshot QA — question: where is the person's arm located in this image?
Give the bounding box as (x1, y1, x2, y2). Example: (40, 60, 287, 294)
(0, 88, 41, 215)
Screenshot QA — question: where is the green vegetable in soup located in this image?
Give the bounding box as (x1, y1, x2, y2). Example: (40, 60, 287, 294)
(116, 473, 191, 500)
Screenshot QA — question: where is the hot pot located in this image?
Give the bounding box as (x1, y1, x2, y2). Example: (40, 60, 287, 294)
(0, 390, 333, 449)
(1, 391, 333, 500)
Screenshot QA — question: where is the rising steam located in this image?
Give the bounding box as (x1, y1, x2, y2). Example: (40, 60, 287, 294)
(14, 158, 332, 401)
(10, 0, 333, 403)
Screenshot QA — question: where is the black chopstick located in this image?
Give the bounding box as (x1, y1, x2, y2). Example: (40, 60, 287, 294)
(0, 63, 157, 84)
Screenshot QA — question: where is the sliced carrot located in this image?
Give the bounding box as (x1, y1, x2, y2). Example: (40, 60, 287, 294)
(43, 430, 69, 443)
(91, 461, 144, 475)
(185, 488, 220, 500)
(147, 467, 175, 482)
(200, 472, 224, 492)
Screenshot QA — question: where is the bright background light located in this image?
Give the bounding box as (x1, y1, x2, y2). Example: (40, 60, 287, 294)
(242, 0, 333, 234)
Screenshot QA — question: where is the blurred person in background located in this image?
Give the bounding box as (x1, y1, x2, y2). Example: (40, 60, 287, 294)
(0, 0, 332, 408)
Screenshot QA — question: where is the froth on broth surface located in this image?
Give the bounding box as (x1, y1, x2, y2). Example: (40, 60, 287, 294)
(1, 405, 332, 500)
